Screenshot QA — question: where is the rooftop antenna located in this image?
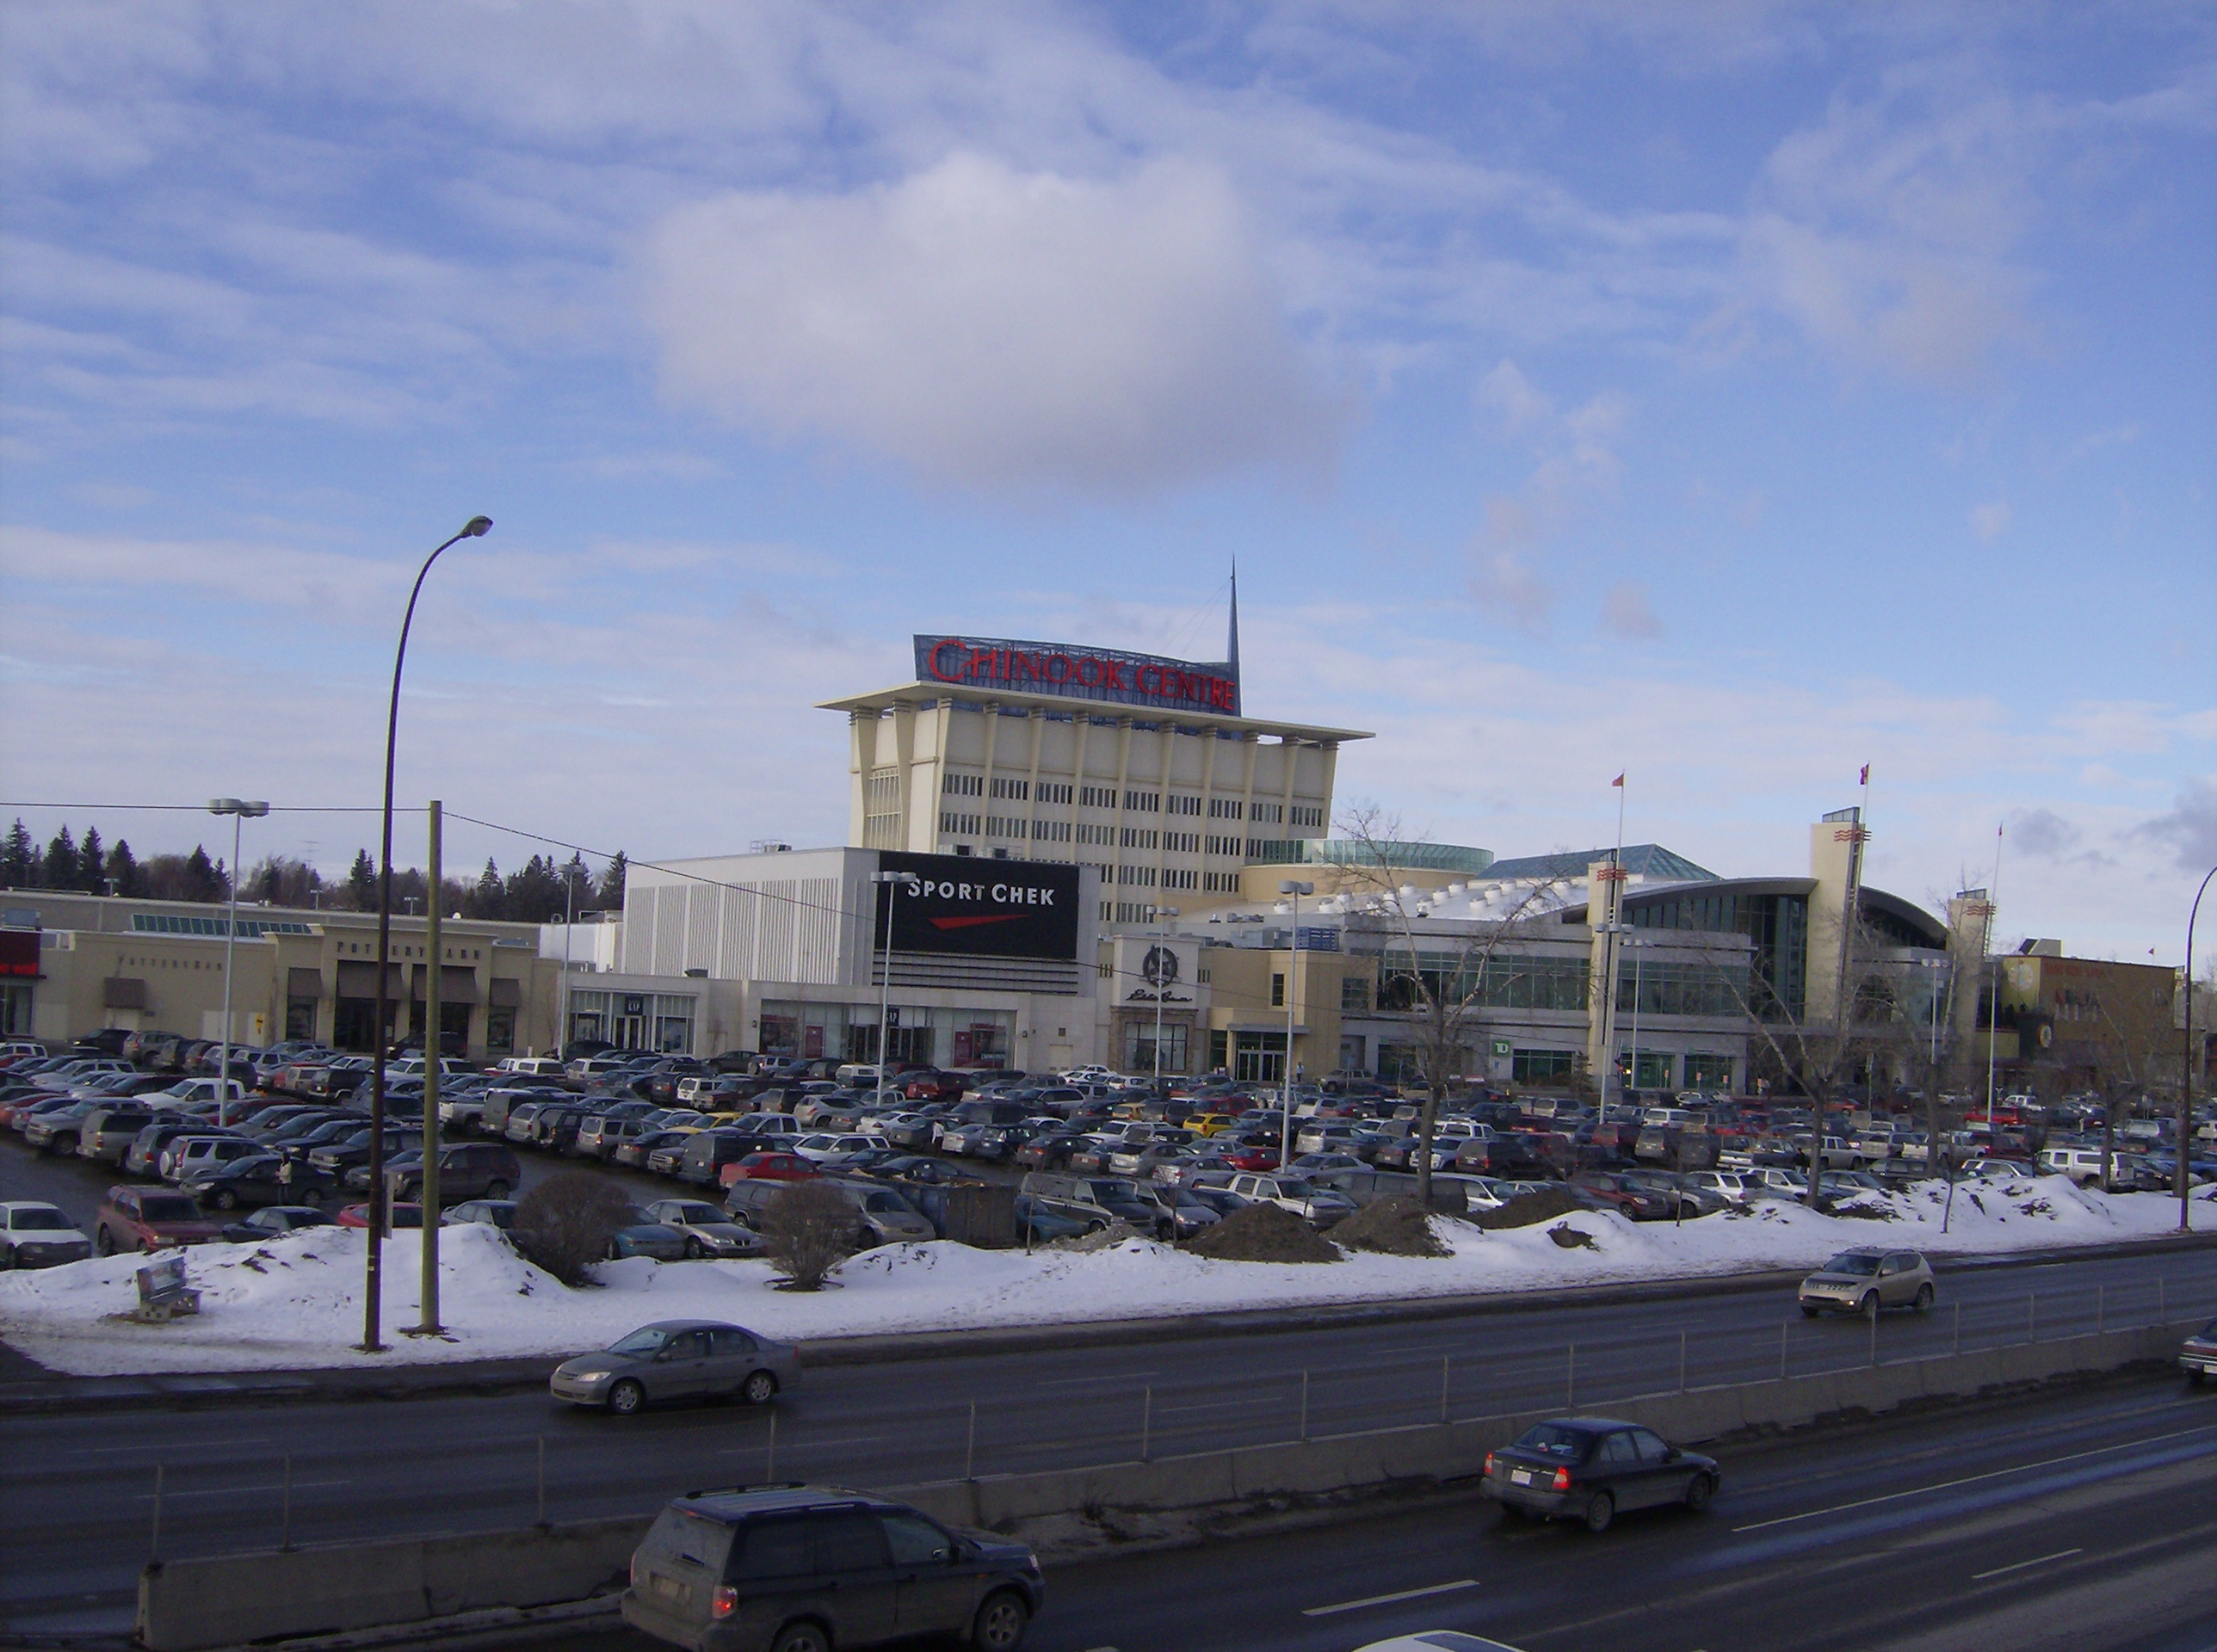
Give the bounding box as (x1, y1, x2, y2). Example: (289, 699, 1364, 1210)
(1226, 558, 1240, 672)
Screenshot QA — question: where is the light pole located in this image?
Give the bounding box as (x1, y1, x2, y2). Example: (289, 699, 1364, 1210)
(2184, 866, 2215, 1232)
(559, 861, 585, 1057)
(364, 515, 491, 1356)
(870, 869, 920, 1095)
(1149, 904, 1180, 1088)
(207, 798, 269, 1127)
(1625, 935, 1652, 1100)
(1278, 880, 1312, 1169)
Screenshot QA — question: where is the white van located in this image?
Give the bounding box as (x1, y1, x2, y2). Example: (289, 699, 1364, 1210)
(496, 1057, 566, 1079)
(2038, 1145, 2110, 1186)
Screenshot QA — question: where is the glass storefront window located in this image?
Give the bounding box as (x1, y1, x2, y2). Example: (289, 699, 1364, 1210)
(1233, 1030, 1286, 1083)
(1122, 1021, 1189, 1074)
(1511, 1048, 1577, 1083)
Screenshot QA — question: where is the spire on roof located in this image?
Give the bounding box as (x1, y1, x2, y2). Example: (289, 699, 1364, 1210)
(1227, 558, 1240, 672)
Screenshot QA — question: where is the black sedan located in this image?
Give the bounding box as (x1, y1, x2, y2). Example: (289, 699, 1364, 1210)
(184, 1154, 334, 1212)
(1479, 1417, 1720, 1532)
(220, 1205, 335, 1242)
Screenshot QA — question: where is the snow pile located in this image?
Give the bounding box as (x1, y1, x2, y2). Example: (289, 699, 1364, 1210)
(1, 1180, 2208, 1377)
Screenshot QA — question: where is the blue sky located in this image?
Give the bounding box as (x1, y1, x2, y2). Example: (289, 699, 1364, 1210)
(1, 3, 2212, 963)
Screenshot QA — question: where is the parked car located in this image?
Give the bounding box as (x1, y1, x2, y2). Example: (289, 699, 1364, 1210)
(1479, 1416, 1720, 1532)
(0, 1201, 94, 1268)
(621, 1483, 1041, 1652)
(642, 1199, 764, 1259)
(389, 1142, 522, 1205)
(2180, 1318, 2217, 1384)
(96, 1186, 226, 1254)
(179, 1154, 304, 1211)
(219, 1205, 335, 1243)
(1797, 1248, 1935, 1316)
(336, 1203, 424, 1229)
(821, 1180, 936, 1247)
(1224, 1172, 1357, 1226)
(162, 1134, 269, 1183)
(550, 1319, 800, 1415)
(444, 1199, 518, 1230)
(721, 1151, 823, 1185)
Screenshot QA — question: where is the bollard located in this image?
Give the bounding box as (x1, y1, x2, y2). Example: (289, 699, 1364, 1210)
(536, 1436, 547, 1527)
(965, 1402, 977, 1482)
(1140, 1386, 1152, 1464)
(766, 1407, 777, 1483)
(1441, 1353, 1451, 1424)
(150, 1464, 164, 1563)
(281, 1451, 293, 1553)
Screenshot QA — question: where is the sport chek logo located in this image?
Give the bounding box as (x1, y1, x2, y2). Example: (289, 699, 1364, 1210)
(911, 879, 1059, 908)
(929, 914, 1021, 932)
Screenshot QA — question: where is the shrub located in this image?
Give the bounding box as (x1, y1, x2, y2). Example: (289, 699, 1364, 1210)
(763, 1181, 857, 1291)
(511, 1171, 633, 1285)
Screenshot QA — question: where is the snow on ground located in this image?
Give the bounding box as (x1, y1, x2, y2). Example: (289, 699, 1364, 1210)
(3, 1177, 2211, 1377)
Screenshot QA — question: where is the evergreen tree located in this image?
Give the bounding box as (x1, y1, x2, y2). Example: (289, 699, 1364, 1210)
(183, 845, 223, 903)
(41, 826, 76, 889)
(345, 849, 377, 911)
(596, 850, 627, 910)
(77, 826, 106, 893)
(105, 839, 147, 897)
(467, 858, 504, 920)
(0, 820, 36, 889)
(504, 854, 564, 922)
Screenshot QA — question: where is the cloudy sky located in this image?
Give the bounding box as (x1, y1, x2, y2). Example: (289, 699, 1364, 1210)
(1, 3, 2211, 961)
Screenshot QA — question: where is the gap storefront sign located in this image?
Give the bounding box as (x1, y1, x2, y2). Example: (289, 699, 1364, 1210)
(915, 635, 1240, 716)
(877, 852, 1081, 961)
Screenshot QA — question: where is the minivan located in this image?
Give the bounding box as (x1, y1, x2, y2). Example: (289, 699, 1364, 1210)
(621, 1484, 1043, 1652)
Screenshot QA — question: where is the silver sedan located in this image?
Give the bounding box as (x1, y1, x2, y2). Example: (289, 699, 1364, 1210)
(642, 1199, 765, 1259)
(550, 1320, 799, 1415)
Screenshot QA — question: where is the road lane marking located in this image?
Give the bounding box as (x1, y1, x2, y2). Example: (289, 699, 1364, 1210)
(718, 1435, 888, 1452)
(135, 1481, 349, 1500)
(1731, 1422, 2217, 1532)
(1973, 1547, 2083, 1580)
(1039, 1373, 1158, 1386)
(68, 1439, 274, 1457)
(1302, 1579, 1479, 1617)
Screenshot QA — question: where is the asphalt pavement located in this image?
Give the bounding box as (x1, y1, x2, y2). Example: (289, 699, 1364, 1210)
(507, 1372, 2217, 1652)
(5, 1242, 2216, 1640)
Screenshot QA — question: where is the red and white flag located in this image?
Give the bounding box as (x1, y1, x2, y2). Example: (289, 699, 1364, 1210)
(1610, 774, 1624, 788)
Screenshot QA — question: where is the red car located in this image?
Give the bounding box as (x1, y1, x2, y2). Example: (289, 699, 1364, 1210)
(1221, 1145, 1282, 1172)
(95, 1186, 226, 1254)
(719, 1152, 822, 1187)
(335, 1203, 424, 1229)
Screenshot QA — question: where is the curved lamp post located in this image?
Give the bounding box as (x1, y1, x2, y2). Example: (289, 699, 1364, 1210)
(363, 515, 491, 1354)
(207, 798, 269, 1127)
(2184, 865, 2215, 1234)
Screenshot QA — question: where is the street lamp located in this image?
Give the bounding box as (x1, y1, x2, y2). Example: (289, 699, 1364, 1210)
(1149, 905, 1180, 1089)
(1278, 880, 1312, 1169)
(363, 515, 491, 1356)
(1622, 934, 1653, 1100)
(2184, 865, 2215, 1233)
(870, 869, 921, 1096)
(207, 798, 269, 1127)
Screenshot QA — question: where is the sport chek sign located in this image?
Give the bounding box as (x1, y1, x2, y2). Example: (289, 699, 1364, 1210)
(877, 852, 1080, 961)
(914, 635, 1240, 716)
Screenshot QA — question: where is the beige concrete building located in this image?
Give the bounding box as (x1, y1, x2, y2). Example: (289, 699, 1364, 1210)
(0, 891, 563, 1059)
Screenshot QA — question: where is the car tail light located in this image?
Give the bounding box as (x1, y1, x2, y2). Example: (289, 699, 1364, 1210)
(1552, 1467, 1572, 1491)
(1484, 1452, 1495, 1476)
(711, 1585, 738, 1619)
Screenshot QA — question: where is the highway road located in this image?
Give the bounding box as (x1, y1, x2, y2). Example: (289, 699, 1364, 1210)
(534, 1373, 2217, 1652)
(5, 1243, 2215, 1639)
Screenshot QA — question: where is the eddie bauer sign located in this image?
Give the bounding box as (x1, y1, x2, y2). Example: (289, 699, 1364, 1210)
(876, 851, 1081, 962)
(915, 634, 1240, 716)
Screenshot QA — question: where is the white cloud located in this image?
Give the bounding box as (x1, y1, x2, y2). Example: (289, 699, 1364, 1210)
(1603, 582, 1662, 638)
(1971, 499, 2012, 540)
(1467, 549, 1553, 631)
(643, 153, 1348, 495)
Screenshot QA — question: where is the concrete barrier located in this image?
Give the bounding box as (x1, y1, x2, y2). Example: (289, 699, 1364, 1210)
(134, 1322, 2187, 1651)
(135, 1513, 650, 1652)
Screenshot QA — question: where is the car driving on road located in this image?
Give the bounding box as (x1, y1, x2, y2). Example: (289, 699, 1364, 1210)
(550, 1319, 799, 1415)
(621, 1483, 1042, 1652)
(1797, 1248, 1935, 1316)
(1479, 1416, 1720, 1533)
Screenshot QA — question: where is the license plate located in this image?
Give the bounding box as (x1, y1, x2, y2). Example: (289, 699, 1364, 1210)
(1511, 1470, 1533, 1486)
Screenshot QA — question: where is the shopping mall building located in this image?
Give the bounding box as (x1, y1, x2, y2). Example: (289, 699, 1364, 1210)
(11, 601, 2064, 1092)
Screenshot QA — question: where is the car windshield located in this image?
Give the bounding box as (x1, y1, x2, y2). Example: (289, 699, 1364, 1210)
(10, 1208, 71, 1231)
(1824, 1252, 1883, 1276)
(1512, 1424, 1592, 1459)
(139, 1197, 200, 1222)
(606, 1328, 668, 1356)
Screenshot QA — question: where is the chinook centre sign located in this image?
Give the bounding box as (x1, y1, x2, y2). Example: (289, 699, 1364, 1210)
(915, 635, 1240, 716)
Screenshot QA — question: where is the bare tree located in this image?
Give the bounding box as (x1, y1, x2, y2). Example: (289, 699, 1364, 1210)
(762, 1182, 856, 1291)
(511, 1171, 633, 1285)
(2093, 969, 2183, 1191)
(1334, 806, 1568, 1206)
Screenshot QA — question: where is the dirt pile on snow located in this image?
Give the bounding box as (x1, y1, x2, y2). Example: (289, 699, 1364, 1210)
(1474, 1187, 1578, 1230)
(1331, 1197, 1450, 1258)
(1182, 1202, 1341, 1263)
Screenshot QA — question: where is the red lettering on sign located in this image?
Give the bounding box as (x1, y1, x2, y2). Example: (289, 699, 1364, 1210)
(1099, 657, 1126, 689)
(927, 638, 964, 681)
(1046, 653, 1073, 683)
